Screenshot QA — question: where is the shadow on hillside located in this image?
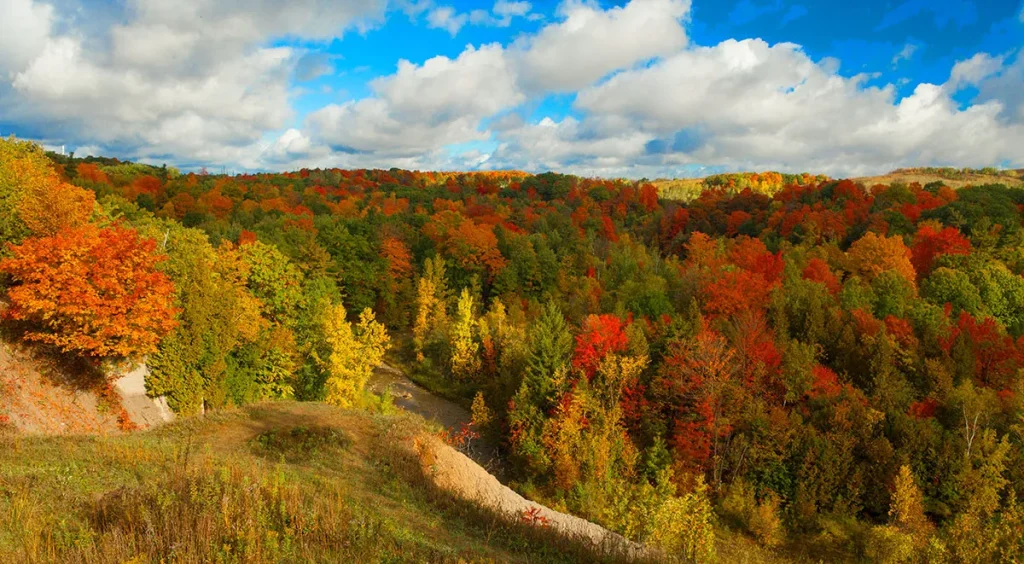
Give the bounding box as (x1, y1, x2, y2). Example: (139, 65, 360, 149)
(0, 316, 108, 393)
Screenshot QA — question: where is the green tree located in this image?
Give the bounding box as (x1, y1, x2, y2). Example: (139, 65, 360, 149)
(523, 302, 574, 409)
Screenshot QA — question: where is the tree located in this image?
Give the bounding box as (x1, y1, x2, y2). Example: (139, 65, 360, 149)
(413, 256, 449, 361)
(449, 288, 481, 380)
(237, 240, 305, 326)
(846, 232, 916, 287)
(524, 302, 574, 408)
(889, 465, 932, 540)
(659, 329, 739, 474)
(17, 178, 95, 236)
(146, 228, 263, 414)
(921, 267, 983, 316)
(648, 476, 717, 562)
(911, 224, 970, 279)
(1, 224, 178, 358)
(321, 304, 390, 408)
(573, 314, 629, 379)
(802, 257, 840, 295)
(0, 137, 59, 249)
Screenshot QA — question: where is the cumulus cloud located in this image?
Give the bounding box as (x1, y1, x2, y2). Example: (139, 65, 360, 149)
(488, 39, 1024, 177)
(422, 0, 533, 35)
(426, 6, 469, 35)
(892, 42, 918, 66)
(970, 51, 1024, 123)
(948, 52, 1006, 88)
(512, 0, 690, 92)
(307, 43, 523, 156)
(1, 0, 1021, 177)
(0, 0, 53, 76)
(0, 0, 386, 166)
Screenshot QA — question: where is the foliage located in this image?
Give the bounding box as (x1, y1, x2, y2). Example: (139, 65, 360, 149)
(6, 139, 1024, 561)
(449, 288, 481, 380)
(321, 305, 390, 408)
(1, 224, 178, 358)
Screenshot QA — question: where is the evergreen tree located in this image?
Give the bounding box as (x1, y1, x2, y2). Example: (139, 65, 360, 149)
(523, 301, 573, 409)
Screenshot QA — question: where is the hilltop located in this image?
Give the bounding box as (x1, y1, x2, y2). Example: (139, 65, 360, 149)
(0, 401, 640, 563)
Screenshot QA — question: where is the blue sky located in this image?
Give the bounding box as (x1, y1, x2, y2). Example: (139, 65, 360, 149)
(0, 0, 1021, 177)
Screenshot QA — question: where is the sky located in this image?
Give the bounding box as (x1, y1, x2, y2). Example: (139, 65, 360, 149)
(0, 0, 1022, 178)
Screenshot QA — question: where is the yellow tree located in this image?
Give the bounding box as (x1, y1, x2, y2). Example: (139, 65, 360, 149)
(846, 232, 917, 287)
(889, 465, 932, 541)
(449, 288, 480, 380)
(0, 137, 64, 247)
(17, 180, 95, 236)
(412, 256, 449, 361)
(322, 305, 390, 408)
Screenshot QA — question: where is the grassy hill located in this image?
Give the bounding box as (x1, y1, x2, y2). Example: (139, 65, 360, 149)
(0, 402, 634, 563)
(853, 167, 1024, 189)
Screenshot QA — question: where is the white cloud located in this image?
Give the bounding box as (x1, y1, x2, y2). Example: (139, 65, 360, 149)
(948, 52, 1006, 88)
(495, 0, 532, 19)
(0, 0, 54, 75)
(488, 39, 1024, 177)
(1, 0, 1021, 178)
(307, 43, 523, 156)
(512, 0, 690, 92)
(426, 6, 468, 36)
(970, 51, 1024, 123)
(425, 0, 533, 35)
(892, 42, 917, 66)
(0, 0, 386, 167)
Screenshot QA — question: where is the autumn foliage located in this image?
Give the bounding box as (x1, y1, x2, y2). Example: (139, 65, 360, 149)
(4, 139, 1024, 561)
(1, 224, 178, 358)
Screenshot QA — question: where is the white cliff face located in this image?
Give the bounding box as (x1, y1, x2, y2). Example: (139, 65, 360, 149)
(113, 362, 175, 428)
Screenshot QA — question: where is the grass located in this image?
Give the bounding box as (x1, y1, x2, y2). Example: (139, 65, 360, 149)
(0, 401, 645, 563)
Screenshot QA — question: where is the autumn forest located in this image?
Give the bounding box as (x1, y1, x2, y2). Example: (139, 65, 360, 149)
(2, 137, 1024, 561)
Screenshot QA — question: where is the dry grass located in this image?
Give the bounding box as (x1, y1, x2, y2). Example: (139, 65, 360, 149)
(852, 171, 1024, 189)
(0, 402, 648, 563)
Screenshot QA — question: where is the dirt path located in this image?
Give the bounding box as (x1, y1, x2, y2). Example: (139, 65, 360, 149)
(368, 363, 471, 431)
(368, 363, 506, 478)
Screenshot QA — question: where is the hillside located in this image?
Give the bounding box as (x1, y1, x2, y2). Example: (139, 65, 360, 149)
(0, 401, 640, 563)
(854, 168, 1024, 189)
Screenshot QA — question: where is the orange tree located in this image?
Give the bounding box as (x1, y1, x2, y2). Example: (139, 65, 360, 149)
(0, 224, 178, 358)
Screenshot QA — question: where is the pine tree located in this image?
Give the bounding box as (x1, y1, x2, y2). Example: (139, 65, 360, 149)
(524, 302, 573, 409)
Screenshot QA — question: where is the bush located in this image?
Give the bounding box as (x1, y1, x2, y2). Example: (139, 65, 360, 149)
(862, 525, 915, 564)
(648, 475, 717, 562)
(721, 479, 785, 547)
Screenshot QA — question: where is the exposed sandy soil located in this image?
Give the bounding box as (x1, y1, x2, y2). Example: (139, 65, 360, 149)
(0, 339, 121, 434)
(111, 361, 176, 428)
(368, 362, 507, 477)
(415, 434, 651, 560)
(368, 363, 651, 558)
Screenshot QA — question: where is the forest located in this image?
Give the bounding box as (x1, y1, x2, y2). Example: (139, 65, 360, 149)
(1, 136, 1023, 561)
